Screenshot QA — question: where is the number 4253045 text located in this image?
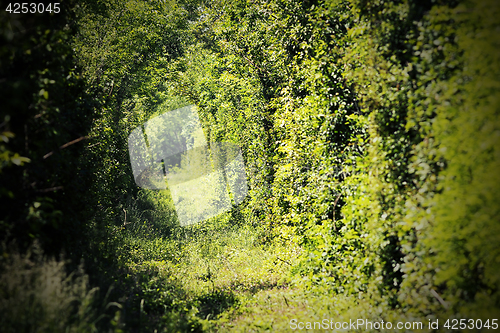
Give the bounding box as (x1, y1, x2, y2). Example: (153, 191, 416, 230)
(6, 3, 60, 14)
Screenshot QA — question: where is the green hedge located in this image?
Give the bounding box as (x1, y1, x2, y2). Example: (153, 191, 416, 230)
(170, 0, 500, 320)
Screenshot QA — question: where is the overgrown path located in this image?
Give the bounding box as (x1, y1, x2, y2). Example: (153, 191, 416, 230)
(108, 212, 305, 331)
(110, 208, 397, 332)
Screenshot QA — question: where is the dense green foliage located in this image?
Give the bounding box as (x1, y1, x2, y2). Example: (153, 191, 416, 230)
(340, 0, 500, 320)
(0, 0, 92, 255)
(168, 0, 500, 325)
(1, 0, 500, 331)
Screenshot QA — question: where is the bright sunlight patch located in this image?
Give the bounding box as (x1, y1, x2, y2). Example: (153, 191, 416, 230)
(128, 105, 247, 226)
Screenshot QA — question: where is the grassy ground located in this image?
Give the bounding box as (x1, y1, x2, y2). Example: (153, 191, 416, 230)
(105, 191, 305, 332)
(107, 206, 425, 332)
(0, 189, 441, 332)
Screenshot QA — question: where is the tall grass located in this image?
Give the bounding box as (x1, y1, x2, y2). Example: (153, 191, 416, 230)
(0, 243, 121, 333)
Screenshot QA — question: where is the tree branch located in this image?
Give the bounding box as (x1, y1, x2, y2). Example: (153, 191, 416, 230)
(43, 136, 89, 159)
